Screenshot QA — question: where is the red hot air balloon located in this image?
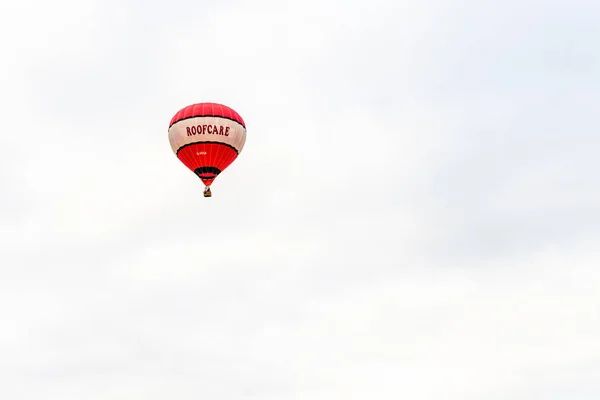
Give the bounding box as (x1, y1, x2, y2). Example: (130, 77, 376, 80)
(168, 102, 247, 197)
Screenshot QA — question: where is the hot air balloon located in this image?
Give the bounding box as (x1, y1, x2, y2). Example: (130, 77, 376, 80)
(168, 102, 247, 197)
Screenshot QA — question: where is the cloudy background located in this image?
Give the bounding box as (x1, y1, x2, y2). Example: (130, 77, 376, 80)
(1, 0, 599, 398)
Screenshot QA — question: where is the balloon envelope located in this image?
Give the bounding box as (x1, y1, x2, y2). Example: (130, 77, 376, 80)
(168, 102, 247, 188)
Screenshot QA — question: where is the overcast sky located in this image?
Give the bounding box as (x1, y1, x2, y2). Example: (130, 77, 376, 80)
(1, 0, 599, 398)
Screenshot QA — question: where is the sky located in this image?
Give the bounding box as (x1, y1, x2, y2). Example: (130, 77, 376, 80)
(1, 0, 599, 398)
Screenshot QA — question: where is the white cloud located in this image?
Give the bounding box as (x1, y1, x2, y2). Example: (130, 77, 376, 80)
(1, 0, 600, 398)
